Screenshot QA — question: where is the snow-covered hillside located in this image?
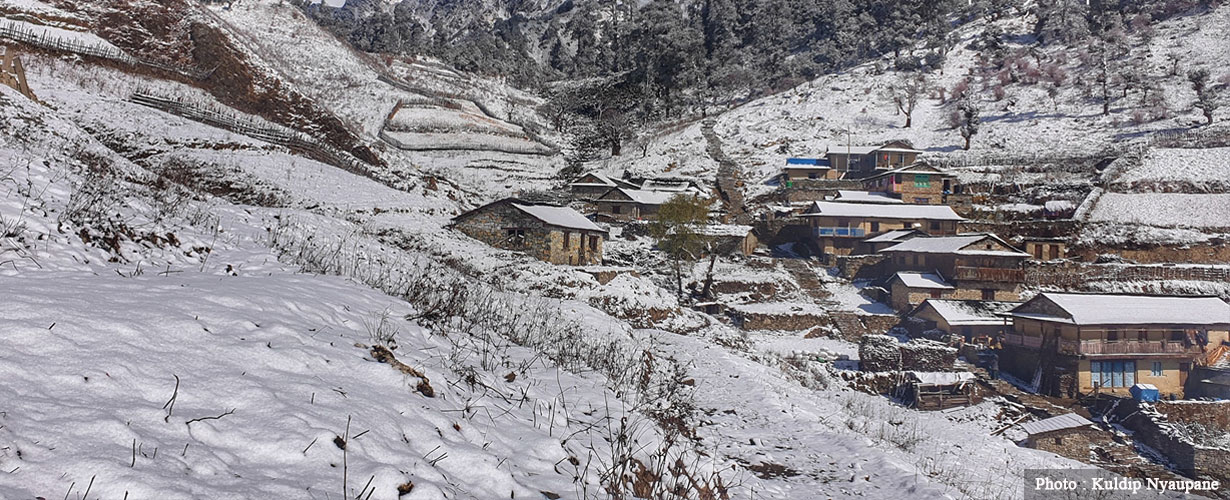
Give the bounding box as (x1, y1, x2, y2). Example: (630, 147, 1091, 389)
(0, 0, 1145, 498)
(598, 4, 1230, 201)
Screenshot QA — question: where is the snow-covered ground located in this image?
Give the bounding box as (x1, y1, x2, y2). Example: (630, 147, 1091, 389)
(2, 0, 1194, 497)
(1088, 193, 1230, 229)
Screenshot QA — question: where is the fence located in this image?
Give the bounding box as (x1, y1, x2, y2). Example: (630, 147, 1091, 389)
(129, 93, 374, 176)
(1026, 262, 1230, 288)
(0, 21, 209, 80)
(0, 45, 36, 101)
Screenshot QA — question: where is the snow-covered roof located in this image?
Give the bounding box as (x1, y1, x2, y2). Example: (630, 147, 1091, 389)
(864, 229, 925, 243)
(1013, 293, 1230, 326)
(916, 299, 1019, 326)
(861, 162, 952, 181)
(905, 371, 976, 385)
(1020, 413, 1093, 436)
(832, 190, 904, 204)
(696, 224, 754, 237)
(890, 272, 954, 290)
(569, 172, 618, 187)
(878, 234, 1028, 256)
(603, 188, 679, 205)
(512, 203, 604, 232)
(800, 201, 965, 221)
(827, 146, 880, 155)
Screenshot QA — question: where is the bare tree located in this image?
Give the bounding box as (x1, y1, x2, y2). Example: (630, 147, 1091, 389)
(888, 74, 926, 128)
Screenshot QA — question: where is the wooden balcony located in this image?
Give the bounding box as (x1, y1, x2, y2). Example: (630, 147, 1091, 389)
(1066, 340, 1199, 356)
(954, 266, 1025, 283)
(1003, 334, 1199, 356)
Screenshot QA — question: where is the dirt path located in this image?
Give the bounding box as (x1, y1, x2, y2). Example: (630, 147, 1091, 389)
(702, 118, 751, 224)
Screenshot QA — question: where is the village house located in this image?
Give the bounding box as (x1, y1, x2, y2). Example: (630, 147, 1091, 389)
(878, 233, 1029, 308)
(696, 224, 760, 256)
(1003, 293, 1230, 399)
(907, 299, 1020, 341)
(886, 272, 956, 312)
(593, 187, 678, 221)
(1021, 237, 1068, 261)
(451, 198, 607, 265)
(780, 157, 836, 183)
(798, 201, 964, 256)
(1020, 413, 1109, 460)
(825, 140, 924, 178)
(568, 172, 639, 200)
(860, 162, 958, 205)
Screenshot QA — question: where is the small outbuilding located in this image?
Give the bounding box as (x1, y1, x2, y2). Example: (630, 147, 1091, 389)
(907, 299, 1019, 341)
(452, 198, 606, 265)
(1020, 413, 1106, 460)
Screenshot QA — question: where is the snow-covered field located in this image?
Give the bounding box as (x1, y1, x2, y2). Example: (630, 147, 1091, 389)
(1088, 193, 1230, 229)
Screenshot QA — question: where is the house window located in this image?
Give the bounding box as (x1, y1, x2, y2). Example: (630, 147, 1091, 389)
(808, 172, 818, 179)
(564, 232, 570, 247)
(914, 197, 930, 204)
(1169, 330, 1185, 342)
(612, 205, 622, 215)
(589, 235, 599, 252)
(914, 174, 930, 187)
(1090, 360, 1136, 388)
(1107, 329, 1119, 342)
(505, 229, 526, 245)
(929, 221, 941, 231)
(1151, 361, 1163, 377)
(981, 289, 995, 300)
(870, 221, 880, 232)
(1049, 245, 1061, 260)
(1137, 329, 1147, 341)
(1054, 437, 1063, 445)
(897, 153, 905, 164)
(930, 290, 942, 299)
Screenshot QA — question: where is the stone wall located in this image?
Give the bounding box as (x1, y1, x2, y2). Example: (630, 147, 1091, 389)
(1028, 427, 1108, 462)
(859, 335, 957, 372)
(1153, 401, 1230, 432)
(1113, 400, 1230, 481)
(835, 254, 887, 279)
(734, 311, 828, 331)
(1026, 261, 1230, 288)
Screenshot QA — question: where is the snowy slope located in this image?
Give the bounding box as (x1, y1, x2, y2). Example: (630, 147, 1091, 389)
(597, 4, 1230, 200)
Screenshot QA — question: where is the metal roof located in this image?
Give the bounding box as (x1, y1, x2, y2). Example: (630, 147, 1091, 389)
(1020, 413, 1094, 436)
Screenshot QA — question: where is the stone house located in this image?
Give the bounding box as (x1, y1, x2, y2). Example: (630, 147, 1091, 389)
(887, 272, 956, 312)
(1021, 413, 1108, 461)
(878, 233, 1029, 304)
(1003, 293, 1230, 398)
(825, 140, 923, 179)
(907, 299, 1020, 341)
(452, 198, 607, 265)
(696, 224, 760, 256)
(798, 201, 964, 256)
(859, 162, 958, 205)
(568, 172, 639, 200)
(1022, 237, 1068, 261)
(593, 187, 678, 221)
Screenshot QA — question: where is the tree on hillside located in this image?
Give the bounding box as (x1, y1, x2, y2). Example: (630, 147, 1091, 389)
(1188, 69, 1219, 125)
(649, 194, 712, 300)
(888, 74, 927, 128)
(957, 99, 981, 150)
(1035, 0, 1090, 44)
